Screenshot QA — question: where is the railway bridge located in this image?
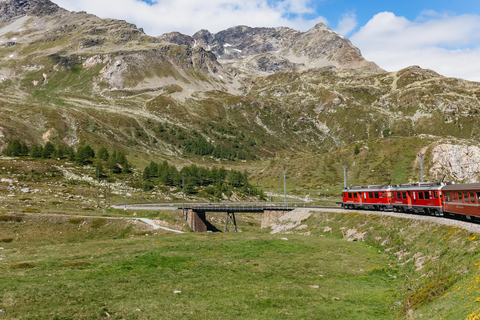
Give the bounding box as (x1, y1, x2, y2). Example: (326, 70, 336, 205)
(180, 204, 296, 232)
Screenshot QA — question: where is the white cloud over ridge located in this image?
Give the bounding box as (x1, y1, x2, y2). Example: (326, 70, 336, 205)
(51, 0, 325, 36)
(49, 1, 480, 82)
(351, 12, 480, 81)
(335, 12, 357, 36)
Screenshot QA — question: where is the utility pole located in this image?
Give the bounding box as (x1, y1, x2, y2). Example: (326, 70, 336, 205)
(343, 164, 347, 188)
(283, 166, 287, 207)
(182, 173, 186, 220)
(97, 169, 100, 208)
(418, 154, 425, 183)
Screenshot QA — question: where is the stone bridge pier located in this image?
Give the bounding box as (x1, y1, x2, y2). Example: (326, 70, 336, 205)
(180, 207, 291, 233)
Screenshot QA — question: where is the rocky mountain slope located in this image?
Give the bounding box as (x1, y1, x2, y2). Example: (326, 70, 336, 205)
(0, 0, 480, 187)
(161, 24, 383, 74)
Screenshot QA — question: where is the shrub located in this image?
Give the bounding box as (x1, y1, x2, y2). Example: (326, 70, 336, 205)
(9, 262, 35, 269)
(0, 215, 22, 222)
(91, 218, 106, 228)
(0, 238, 13, 243)
(68, 217, 85, 224)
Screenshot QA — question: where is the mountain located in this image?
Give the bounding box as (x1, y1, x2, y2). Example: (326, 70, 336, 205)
(161, 24, 383, 74)
(0, 0, 480, 186)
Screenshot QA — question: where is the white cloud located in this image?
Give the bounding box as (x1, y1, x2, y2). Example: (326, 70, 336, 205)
(351, 12, 480, 81)
(335, 12, 357, 36)
(51, 0, 325, 36)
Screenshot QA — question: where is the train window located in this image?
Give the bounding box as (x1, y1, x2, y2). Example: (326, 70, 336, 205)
(434, 191, 438, 199)
(458, 192, 463, 201)
(471, 192, 475, 203)
(364, 193, 367, 199)
(348, 193, 352, 198)
(418, 192, 424, 200)
(354, 193, 358, 199)
(424, 192, 430, 200)
(374, 192, 379, 199)
(387, 192, 392, 197)
(397, 192, 401, 198)
(445, 192, 450, 202)
(464, 192, 469, 203)
(477, 192, 480, 202)
(369, 192, 373, 199)
(413, 192, 416, 200)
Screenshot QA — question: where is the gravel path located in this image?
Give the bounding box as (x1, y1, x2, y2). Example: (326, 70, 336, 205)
(22, 212, 184, 234)
(303, 207, 480, 234)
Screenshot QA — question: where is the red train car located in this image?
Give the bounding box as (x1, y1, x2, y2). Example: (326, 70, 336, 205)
(442, 183, 480, 220)
(342, 185, 393, 211)
(391, 182, 444, 216)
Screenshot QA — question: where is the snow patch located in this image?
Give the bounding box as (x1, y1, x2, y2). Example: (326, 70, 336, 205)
(223, 43, 232, 47)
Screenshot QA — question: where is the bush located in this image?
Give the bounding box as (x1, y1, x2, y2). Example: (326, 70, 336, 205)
(0, 238, 13, 243)
(9, 262, 35, 269)
(91, 218, 106, 228)
(0, 215, 22, 222)
(68, 217, 85, 224)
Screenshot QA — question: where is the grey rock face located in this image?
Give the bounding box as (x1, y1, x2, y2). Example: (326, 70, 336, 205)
(0, 0, 62, 23)
(161, 23, 383, 73)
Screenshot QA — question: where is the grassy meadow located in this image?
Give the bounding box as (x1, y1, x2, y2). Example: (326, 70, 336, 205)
(0, 210, 404, 319)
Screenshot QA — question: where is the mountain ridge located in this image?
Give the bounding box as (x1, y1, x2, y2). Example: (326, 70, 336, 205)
(0, 0, 480, 185)
(161, 23, 383, 74)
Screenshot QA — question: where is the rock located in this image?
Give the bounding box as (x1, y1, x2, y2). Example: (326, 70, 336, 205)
(20, 188, 31, 193)
(1, 178, 13, 184)
(431, 144, 480, 182)
(0, 309, 5, 315)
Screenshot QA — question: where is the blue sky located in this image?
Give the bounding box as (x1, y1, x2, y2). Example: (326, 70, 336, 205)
(51, 0, 480, 81)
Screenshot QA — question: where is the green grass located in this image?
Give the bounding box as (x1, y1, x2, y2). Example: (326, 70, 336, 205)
(300, 210, 480, 319)
(0, 214, 403, 319)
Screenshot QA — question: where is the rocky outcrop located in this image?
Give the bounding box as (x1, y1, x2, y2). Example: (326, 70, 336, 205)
(431, 144, 480, 182)
(0, 0, 63, 23)
(162, 23, 384, 73)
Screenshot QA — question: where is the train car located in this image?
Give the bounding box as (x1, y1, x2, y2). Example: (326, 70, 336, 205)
(442, 183, 480, 220)
(391, 182, 444, 215)
(342, 185, 393, 211)
(341, 186, 363, 209)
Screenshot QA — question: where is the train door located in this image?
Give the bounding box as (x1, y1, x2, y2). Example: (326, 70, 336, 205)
(407, 191, 413, 210)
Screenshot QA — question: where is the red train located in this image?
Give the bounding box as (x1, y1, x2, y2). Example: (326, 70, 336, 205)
(342, 182, 480, 220)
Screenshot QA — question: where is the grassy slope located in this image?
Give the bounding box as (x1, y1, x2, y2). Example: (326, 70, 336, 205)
(300, 210, 480, 319)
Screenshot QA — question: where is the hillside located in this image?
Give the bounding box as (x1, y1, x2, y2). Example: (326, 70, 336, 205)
(0, 0, 479, 190)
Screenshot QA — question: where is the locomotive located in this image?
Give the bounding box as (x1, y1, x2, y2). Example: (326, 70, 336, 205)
(342, 182, 480, 221)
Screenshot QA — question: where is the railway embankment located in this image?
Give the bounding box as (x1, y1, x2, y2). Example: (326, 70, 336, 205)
(268, 207, 480, 318)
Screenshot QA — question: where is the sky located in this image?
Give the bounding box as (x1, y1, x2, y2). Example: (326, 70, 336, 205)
(50, 0, 480, 81)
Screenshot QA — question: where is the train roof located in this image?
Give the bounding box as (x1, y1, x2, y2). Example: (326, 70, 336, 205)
(392, 182, 445, 191)
(343, 185, 391, 192)
(442, 183, 480, 191)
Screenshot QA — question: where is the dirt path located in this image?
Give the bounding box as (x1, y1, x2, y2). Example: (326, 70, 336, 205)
(22, 212, 184, 233)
